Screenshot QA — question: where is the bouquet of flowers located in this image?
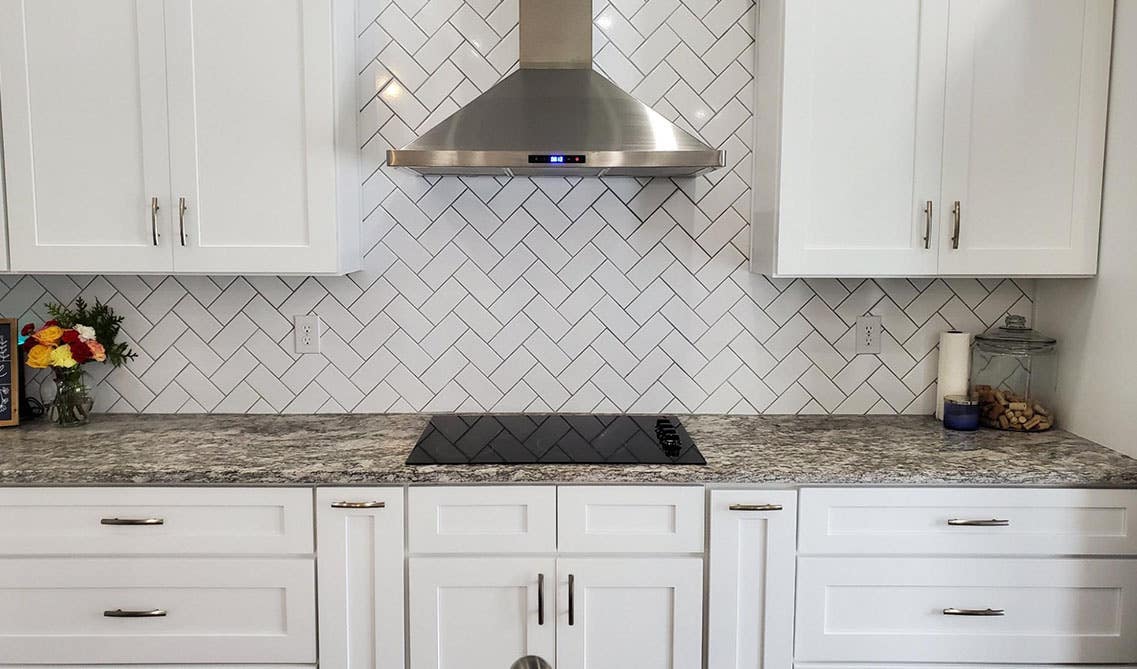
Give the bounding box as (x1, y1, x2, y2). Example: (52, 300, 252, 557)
(20, 298, 135, 426)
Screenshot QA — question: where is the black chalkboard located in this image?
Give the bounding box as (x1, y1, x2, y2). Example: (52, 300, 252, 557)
(1, 318, 19, 427)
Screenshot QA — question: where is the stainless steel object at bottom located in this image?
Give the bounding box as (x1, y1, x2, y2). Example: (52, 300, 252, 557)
(511, 656, 552, 669)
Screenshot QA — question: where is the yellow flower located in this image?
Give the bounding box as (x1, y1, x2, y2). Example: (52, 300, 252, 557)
(49, 344, 78, 369)
(34, 325, 63, 345)
(26, 344, 55, 369)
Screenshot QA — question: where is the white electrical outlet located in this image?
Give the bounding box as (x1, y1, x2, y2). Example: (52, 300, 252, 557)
(855, 315, 882, 355)
(294, 315, 321, 354)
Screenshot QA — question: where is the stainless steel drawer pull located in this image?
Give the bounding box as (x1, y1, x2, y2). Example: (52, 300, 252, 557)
(568, 574, 575, 626)
(729, 504, 784, 512)
(943, 607, 1004, 616)
(104, 608, 167, 618)
(951, 200, 962, 249)
(150, 196, 161, 246)
(923, 200, 933, 249)
(178, 196, 188, 246)
(947, 518, 1010, 527)
(100, 517, 165, 526)
(330, 501, 386, 509)
(537, 573, 545, 626)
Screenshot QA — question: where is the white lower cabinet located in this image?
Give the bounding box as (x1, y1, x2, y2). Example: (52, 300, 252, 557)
(556, 558, 703, 669)
(796, 556, 1137, 664)
(408, 556, 702, 669)
(316, 488, 405, 669)
(708, 490, 798, 669)
(0, 557, 316, 665)
(409, 557, 557, 669)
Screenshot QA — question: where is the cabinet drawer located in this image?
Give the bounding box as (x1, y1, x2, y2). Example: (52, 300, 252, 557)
(0, 557, 316, 664)
(799, 488, 1137, 555)
(409, 486, 556, 553)
(795, 556, 1137, 664)
(558, 486, 704, 553)
(0, 488, 314, 555)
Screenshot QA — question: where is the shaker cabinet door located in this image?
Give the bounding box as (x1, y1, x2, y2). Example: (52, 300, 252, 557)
(316, 488, 406, 669)
(761, 0, 948, 277)
(708, 490, 798, 669)
(409, 557, 556, 669)
(938, 0, 1114, 276)
(163, 0, 348, 274)
(0, 0, 174, 272)
(556, 558, 704, 669)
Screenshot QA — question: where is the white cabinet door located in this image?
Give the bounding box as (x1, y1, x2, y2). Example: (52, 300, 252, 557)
(1, 151, 9, 270)
(163, 0, 356, 274)
(938, 0, 1113, 276)
(708, 491, 798, 669)
(409, 557, 556, 669)
(316, 488, 405, 669)
(0, 0, 173, 272)
(755, 0, 948, 277)
(556, 558, 703, 669)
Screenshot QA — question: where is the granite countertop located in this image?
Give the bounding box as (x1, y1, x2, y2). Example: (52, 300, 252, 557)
(2, 414, 1135, 487)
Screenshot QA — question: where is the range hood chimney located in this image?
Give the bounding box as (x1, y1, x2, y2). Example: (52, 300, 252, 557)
(385, 0, 725, 177)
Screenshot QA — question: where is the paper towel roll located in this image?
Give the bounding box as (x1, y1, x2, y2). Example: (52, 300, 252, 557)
(936, 331, 972, 421)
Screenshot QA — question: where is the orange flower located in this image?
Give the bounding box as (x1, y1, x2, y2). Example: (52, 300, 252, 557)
(86, 340, 107, 362)
(34, 325, 63, 345)
(26, 344, 55, 369)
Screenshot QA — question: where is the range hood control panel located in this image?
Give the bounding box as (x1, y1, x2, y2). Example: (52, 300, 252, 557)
(528, 154, 586, 164)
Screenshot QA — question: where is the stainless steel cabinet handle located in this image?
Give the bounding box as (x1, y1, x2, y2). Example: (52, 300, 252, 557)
(943, 607, 1004, 616)
(568, 574, 575, 626)
(951, 200, 962, 249)
(150, 197, 160, 246)
(178, 197, 188, 247)
(104, 608, 167, 618)
(330, 501, 386, 509)
(101, 517, 164, 526)
(947, 518, 1010, 527)
(537, 573, 545, 626)
(729, 503, 783, 512)
(923, 200, 933, 249)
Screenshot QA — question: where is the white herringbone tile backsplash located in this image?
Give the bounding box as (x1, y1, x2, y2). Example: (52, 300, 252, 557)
(0, 0, 1034, 415)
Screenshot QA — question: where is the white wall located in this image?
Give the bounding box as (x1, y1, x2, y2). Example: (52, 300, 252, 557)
(1036, 0, 1137, 458)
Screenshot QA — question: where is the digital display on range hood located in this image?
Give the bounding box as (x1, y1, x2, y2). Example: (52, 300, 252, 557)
(528, 154, 586, 164)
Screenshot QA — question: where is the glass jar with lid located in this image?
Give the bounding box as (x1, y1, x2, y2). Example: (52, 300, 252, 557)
(971, 315, 1057, 432)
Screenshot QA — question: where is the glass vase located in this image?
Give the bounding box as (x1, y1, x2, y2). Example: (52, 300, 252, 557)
(47, 369, 94, 427)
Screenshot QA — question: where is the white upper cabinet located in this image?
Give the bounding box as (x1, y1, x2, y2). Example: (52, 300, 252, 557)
(754, 0, 1113, 278)
(0, 0, 358, 275)
(938, 0, 1113, 276)
(0, 0, 174, 273)
(754, 0, 948, 277)
(1, 135, 8, 271)
(164, 0, 357, 274)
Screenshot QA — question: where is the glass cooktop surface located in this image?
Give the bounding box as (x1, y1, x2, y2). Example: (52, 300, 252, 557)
(406, 414, 705, 465)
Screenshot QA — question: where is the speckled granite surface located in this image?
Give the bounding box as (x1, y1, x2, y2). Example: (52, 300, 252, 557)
(1, 414, 1135, 487)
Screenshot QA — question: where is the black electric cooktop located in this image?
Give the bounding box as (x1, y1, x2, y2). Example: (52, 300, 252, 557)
(406, 414, 705, 465)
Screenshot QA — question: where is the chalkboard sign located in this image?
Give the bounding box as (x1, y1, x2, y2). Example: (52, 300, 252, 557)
(1, 318, 19, 427)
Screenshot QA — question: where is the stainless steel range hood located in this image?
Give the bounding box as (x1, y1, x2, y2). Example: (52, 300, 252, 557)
(386, 0, 725, 177)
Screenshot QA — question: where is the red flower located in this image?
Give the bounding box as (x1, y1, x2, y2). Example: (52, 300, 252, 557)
(62, 329, 82, 345)
(43, 320, 59, 328)
(70, 340, 93, 364)
(21, 323, 35, 337)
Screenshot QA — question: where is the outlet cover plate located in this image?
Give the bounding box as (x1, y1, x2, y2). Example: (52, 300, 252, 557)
(294, 315, 321, 354)
(855, 315, 882, 355)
